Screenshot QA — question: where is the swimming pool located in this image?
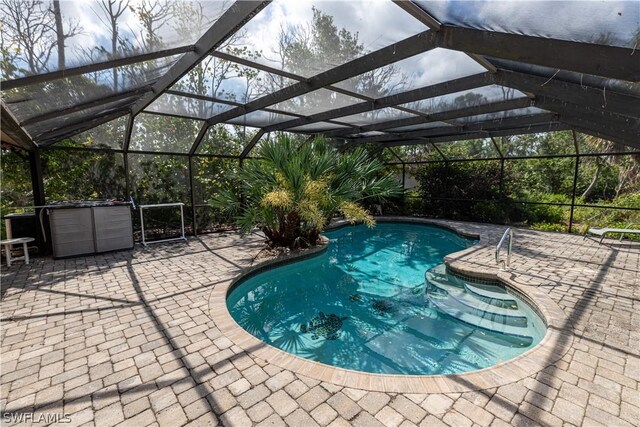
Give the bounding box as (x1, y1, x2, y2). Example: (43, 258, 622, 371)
(227, 222, 546, 375)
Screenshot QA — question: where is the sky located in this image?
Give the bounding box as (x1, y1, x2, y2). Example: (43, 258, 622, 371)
(416, 0, 639, 48)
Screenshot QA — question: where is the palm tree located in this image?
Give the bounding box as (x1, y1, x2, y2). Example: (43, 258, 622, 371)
(210, 135, 402, 248)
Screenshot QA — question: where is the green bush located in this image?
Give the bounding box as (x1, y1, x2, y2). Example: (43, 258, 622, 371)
(531, 222, 567, 232)
(518, 193, 570, 225)
(414, 161, 505, 222)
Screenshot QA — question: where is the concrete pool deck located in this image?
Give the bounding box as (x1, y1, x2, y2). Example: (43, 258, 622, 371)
(1, 219, 638, 426)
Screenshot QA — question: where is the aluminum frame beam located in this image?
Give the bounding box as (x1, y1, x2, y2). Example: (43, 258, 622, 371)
(325, 98, 534, 137)
(262, 72, 495, 132)
(192, 29, 440, 153)
(240, 129, 266, 159)
(1, 103, 37, 150)
(561, 116, 640, 150)
(435, 25, 638, 82)
(381, 122, 570, 147)
(393, 1, 497, 73)
(533, 96, 640, 147)
(189, 124, 211, 156)
(568, 122, 639, 150)
(487, 58, 640, 96)
(355, 113, 559, 144)
(39, 110, 130, 146)
(1, 46, 195, 91)
(392, 0, 441, 30)
(495, 70, 640, 119)
(19, 88, 151, 127)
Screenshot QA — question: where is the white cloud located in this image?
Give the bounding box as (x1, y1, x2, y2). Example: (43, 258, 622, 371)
(416, 0, 639, 47)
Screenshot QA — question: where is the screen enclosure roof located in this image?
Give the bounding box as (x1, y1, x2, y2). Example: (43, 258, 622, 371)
(1, 0, 638, 156)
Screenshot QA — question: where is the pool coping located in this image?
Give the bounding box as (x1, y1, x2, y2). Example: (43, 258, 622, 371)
(208, 217, 573, 393)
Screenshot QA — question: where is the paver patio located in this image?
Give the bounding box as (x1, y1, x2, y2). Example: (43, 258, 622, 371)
(1, 220, 638, 427)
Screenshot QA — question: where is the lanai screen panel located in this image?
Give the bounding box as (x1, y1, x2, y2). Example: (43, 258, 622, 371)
(3, 55, 182, 125)
(0, 0, 232, 80)
(0, 0, 637, 152)
(228, 0, 429, 78)
(401, 85, 528, 115)
(387, 145, 442, 163)
(500, 132, 577, 157)
(269, 89, 363, 116)
(197, 124, 261, 156)
(288, 122, 351, 133)
(388, 122, 452, 132)
(337, 108, 418, 127)
(62, 116, 129, 150)
(436, 139, 500, 159)
(28, 99, 134, 142)
(226, 110, 299, 127)
(333, 49, 486, 99)
(453, 107, 548, 124)
(145, 93, 235, 119)
(171, 55, 298, 103)
(130, 113, 203, 152)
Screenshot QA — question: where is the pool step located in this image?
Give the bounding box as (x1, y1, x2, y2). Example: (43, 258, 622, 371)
(427, 279, 527, 326)
(425, 269, 518, 309)
(424, 265, 533, 342)
(463, 282, 518, 308)
(429, 298, 533, 343)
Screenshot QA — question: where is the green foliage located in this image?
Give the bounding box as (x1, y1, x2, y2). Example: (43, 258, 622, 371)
(128, 154, 189, 238)
(210, 135, 402, 248)
(498, 131, 576, 157)
(531, 222, 567, 232)
(406, 134, 639, 235)
(0, 151, 32, 216)
(571, 193, 640, 239)
(507, 157, 575, 198)
(518, 194, 570, 225)
(41, 147, 126, 201)
(192, 157, 240, 233)
(414, 161, 507, 222)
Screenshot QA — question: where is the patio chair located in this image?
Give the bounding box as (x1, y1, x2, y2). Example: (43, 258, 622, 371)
(585, 223, 640, 244)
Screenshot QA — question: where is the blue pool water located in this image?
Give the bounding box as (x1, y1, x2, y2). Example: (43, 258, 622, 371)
(227, 223, 546, 375)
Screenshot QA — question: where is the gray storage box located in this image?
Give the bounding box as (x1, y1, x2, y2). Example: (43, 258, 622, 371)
(50, 208, 95, 258)
(93, 206, 134, 253)
(49, 203, 134, 258)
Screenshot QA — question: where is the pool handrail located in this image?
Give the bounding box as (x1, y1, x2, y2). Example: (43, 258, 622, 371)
(496, 228, 513, 270)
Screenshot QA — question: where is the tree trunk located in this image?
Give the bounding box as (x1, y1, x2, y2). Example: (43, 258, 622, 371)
(53, 0, 65, 69)
(581, 160, 602, 200)
(111, 13, 118, 91)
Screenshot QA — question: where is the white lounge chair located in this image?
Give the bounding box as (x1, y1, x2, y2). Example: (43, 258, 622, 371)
(586, 224, 640, 244)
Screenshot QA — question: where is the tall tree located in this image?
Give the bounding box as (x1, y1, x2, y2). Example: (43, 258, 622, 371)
(1, 0, 80, 77)
(93, 0, 129, 91)
(269, 7, 406, 108)
(130, 0, 172, 51)
(52, 0, 65, 69)
(1, 0, 57, 75)
(580, 135, 640, 199)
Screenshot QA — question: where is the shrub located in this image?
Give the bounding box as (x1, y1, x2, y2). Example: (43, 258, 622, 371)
(210, 135, 402, 248)
(531, 222, 567, 232)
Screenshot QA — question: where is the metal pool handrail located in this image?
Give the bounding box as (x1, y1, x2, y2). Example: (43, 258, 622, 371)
(496, 228, 513, 270)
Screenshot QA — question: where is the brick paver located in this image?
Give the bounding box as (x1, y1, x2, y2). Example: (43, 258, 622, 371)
(1, 222, 638, 426)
